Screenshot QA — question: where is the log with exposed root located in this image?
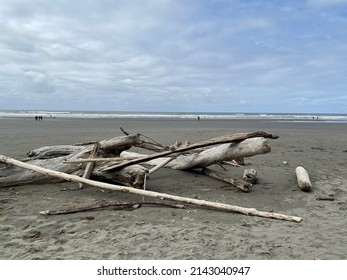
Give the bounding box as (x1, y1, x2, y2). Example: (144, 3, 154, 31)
(0, 155, 302, 223)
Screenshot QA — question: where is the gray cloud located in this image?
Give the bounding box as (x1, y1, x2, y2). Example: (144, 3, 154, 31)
(0, 0, 346, 113)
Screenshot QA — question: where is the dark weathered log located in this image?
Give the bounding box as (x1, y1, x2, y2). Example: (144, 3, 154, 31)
(40, 200, 185, 215)
(40, 201, 142, 215)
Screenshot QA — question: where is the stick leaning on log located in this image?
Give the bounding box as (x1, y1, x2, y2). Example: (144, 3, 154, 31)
(102, 131, 279, 171)
(0, 155, 302, 223)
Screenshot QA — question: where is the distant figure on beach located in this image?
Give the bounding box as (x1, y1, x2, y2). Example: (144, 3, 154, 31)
(35, 116, 38, 121)
(197, 116, 200, 121)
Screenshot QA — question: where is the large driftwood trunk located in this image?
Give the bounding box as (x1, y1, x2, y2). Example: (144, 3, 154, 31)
(120, 137, 270, 170)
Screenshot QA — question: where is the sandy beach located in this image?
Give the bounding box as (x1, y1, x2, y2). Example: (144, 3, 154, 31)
(1, 117, 347, 260)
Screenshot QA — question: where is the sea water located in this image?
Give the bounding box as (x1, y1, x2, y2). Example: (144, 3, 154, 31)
(0, 110, 346, 123)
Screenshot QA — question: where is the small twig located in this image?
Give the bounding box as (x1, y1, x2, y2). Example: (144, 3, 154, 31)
(119, 126, 130, 135)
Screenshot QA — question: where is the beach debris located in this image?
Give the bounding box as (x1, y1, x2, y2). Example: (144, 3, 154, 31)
(282, 160, 288, 165)
(243, 169, 257, 184)
(0, 130, 277, 192)
(0, 154, 302, 222)
(316, 196, 335, 201)
(29, 230, 41, 239)
(295, 166, 312, 192)
(0, 130, 307, 223)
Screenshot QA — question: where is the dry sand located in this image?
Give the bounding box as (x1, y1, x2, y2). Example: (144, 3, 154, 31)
(1, 117, 347, 259)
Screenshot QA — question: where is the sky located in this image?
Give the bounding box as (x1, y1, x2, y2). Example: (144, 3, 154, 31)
(1, 0, 347, 113)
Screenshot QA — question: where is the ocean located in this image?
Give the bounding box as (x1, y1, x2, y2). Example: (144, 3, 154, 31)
(0, 110, 346, 123)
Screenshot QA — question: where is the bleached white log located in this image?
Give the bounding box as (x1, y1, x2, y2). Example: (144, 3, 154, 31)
(121, 137, 271, 170)
(295, 166, 312, 191)
(104, 131, 278, 171)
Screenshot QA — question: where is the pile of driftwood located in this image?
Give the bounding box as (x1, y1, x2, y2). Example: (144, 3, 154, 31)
(0, 129, 303, 223)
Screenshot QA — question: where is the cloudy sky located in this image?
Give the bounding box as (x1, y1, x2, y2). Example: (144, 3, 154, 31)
(1, 0, 347, 113)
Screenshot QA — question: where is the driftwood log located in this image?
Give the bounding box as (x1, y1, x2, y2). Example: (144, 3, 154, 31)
(119, 137, 271, 170)
(0, 155, 302, 223)
(295, 166, 312, 191)
(0, 131, 277, 189)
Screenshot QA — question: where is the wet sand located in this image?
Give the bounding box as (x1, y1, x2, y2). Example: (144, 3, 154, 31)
(1, 117, 347, 259)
